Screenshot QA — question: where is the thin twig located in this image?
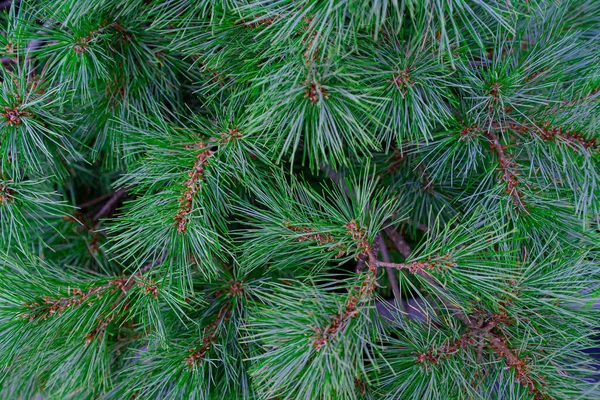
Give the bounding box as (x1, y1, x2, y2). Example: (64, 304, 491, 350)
(139, 262, 156, 274)
(378, 235, 406, 314)
(384, 227, 412, 258)
(384, 227, 476, 326)
(374, 261, 415, 269)
(93, 188, 126, 221)
(78, 192, 114, 209)
(484, 128, 523, 206)
(412, 220, 430, 233)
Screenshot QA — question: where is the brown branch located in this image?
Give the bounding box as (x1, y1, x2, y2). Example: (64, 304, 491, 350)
(416, 332, 476, 366)
(175, 143, 214, 234)
(384, 227, 475, 325)
(374, 260, 436, 273)
(384, 227, 412, 258)
(312, 234, 380, 351)
(416, 312, 549, 399)
(21, 264, 155, 322)
(375, 253, 455, 273)
(484, 129, 523, 207)
(186, 281, 245, 367)
(378, 235, 406, 314)
(77, 192, 113, 209)
(533, 123, 599, 151)
(286, 224, 334, 244)
(186, 305, 231, 368)
(284, 223, 346, 257)
(483, 331, 548, 400)
(93, 188, 127, 221)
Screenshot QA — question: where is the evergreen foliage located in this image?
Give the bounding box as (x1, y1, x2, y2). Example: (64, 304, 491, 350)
(0, 0, 599, 398)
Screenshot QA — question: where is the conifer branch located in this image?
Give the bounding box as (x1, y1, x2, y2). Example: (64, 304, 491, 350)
(20, 265, 155, 322)
(377, 235, 405, 313)
(484, 128, 524, 206)
(186, 280, 244, 367)
(384, 227, 412, 259)
(384, 223, 548, 396)
(312, 236, 380, 351)
(92, 188, 126, 221)
(374, 260, 438, 273)
(186, 304, 231, 368)
(529, 123, 598, 151)
(175, 143, 214, 234)
(0, 2, 597, 398)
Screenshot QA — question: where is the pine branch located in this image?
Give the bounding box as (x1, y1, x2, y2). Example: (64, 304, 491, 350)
(312, 236, 380, 350)
(77, 192, 114, 209)
(377, 235, 405, 313)
(384, 227, 412, 259)
(174, 143, 214, 233)
(92, 188, 126, 221)
(374, 260, 438, 273)
(484, 128, 524, 207)
(186, 303, 231, 367)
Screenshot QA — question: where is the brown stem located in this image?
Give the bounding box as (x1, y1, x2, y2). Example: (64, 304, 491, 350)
(355, 258, 365, 273)
(93, 188, 126, 221)
(482, 331, 547, 399)
(186, 304, 231, 367)
(21, 265, 153, 322)
(1, 57, 15, 70)
(384, 227, 412, 258)
(374, 260, 435, 272)
(78, 192, 114, 209)
(175, 143, 214, 234)
(484, 129, 523, 206)
(378, 235, 406, 314)
(312, 238, 380, 351)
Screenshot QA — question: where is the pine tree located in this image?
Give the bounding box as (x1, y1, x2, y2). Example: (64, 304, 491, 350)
(0, 0, 599, 398)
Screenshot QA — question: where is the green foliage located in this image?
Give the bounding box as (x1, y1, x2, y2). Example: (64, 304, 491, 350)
(0, 0, 599, 399)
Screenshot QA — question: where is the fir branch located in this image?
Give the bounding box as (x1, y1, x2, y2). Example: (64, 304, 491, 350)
(483, 330, 547, 400)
